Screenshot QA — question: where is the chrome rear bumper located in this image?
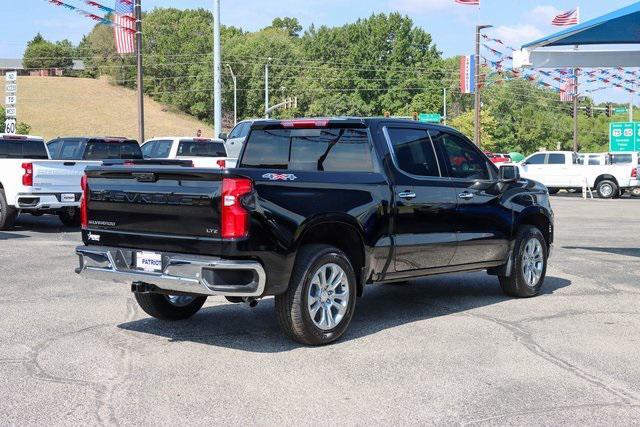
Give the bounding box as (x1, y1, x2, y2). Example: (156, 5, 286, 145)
(75, 246, 266, 297)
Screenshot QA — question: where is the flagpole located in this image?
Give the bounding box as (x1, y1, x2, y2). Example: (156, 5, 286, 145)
(572, 68, 579, 152)
(135, 0, 144, 144)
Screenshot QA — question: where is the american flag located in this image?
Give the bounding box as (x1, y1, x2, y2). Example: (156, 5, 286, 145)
(114, 0, 135, 54)
(455, 0, 480, 4)
(552, 8, 579, 26)
(560, 78, 576, 102)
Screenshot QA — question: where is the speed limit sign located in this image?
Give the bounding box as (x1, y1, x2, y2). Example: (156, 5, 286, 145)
(5, 118, 17, 134)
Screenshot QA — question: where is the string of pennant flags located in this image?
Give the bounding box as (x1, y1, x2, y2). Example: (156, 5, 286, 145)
(45, 0, 135, 34)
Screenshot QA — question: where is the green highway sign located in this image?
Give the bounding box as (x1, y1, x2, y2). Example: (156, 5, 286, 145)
(614, 107, 628, 115)
(419, 113, 442, 123)
(609, 122, 639, 152)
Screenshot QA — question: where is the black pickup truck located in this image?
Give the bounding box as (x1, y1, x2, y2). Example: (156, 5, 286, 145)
(75, 118, 553, 345)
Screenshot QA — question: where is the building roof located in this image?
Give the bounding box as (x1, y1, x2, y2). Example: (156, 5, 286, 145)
(0, 58, 85, 71)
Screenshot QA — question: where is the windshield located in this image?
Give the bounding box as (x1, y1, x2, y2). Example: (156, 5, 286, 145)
(83, 140, 143, 160)
(177, 140, 227, 157)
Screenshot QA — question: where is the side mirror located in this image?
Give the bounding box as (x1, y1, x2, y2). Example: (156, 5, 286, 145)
(499, 164, 520, 182)
(218, 132, 228, 141)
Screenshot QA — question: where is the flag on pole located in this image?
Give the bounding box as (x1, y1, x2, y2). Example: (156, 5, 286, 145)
(460, 55, 475, 94)
(114, 0, 135, 54)
(455, 0, 480, 4)
(552, 8, 579, 26)
(560, 78, 576, 102)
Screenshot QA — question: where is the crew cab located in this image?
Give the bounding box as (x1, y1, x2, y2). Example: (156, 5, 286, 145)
(141, 137, 236, 168)
(0, 134, 94, 229)
(518, 151, 639, 198)
(75, 118, 554, 345)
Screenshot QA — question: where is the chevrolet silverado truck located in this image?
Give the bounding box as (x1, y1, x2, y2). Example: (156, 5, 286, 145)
(75, 118, 554, 345)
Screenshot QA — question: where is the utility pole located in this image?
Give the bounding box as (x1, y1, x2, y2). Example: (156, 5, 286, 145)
(227, 64, 237, 126)
(213, 0, 222, 138)
(572, 68, 579, 152)
(443, 88, 447, 126)
(265, 57, 271, 118)
(134, 0, 144, 144)
(475, 25, 492, 148)
(630, 92, 634, 122)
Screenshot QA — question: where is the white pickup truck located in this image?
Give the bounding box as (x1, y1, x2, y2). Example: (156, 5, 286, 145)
(518, 151, 639, 198)
(0, 134, 98, 229)
(141, 137, 236, 168)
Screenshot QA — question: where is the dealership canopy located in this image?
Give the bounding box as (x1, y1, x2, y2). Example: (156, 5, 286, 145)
(513, 2, 640, 68)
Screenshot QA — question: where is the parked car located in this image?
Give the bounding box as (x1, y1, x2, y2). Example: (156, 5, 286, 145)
(47, 137, 143, 161)
(141, 137, 235, 168)
(219, 120, 256, 158)
(76, 118, 554, 345)
(0, 134, 94, 228)
(518, 151, 639, 198)
(485, 152, 512, 164)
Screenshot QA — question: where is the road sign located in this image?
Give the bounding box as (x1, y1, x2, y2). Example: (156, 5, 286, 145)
(5, 118, 16, 134)
(5, 83, 16, 93)
(5, 107, 16, 117)
(419, 113, 442, 123)
(614, 107, 628, 115)
(5, 71, 17, 82)
(609, 122, 637, 152)
(5, 95, 16, 105)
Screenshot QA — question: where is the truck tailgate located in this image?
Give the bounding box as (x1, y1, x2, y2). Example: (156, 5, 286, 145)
(86, 167, 223, 240)
(33, 160, 98, 193)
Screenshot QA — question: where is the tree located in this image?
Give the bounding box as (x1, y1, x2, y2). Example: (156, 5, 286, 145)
(450, 109, 498, 152)
(269, 17, 302, 37)
(23, 34, 74, 69)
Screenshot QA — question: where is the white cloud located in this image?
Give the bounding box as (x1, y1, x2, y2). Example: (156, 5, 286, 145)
(491, 24, 544, 48)
(389, 0, 456, 14)
(530, 5, 562, 25)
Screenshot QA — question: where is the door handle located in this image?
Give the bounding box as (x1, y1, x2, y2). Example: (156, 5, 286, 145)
(398, 191, 416, 200)
(458, 192, 475, 200)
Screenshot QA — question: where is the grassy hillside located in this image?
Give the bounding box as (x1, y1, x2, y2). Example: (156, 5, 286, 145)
(2, 76, 213, 141)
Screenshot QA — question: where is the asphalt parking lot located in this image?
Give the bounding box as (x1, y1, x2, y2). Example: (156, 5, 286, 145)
(1, 196, 639, 425)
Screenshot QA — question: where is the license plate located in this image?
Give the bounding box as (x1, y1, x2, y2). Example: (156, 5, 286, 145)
(136, 251, 163, 272)
(61, 193, 75, 202)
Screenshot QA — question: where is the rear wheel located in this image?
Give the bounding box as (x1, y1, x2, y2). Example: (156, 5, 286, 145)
(58, 207, 81, 227)
(547, 188, 560, 195)
(0, 190, 18, 231)
(134, 292, 207, 320)
(596, 180, 618, 199)
(275, 244, 356, 345)
(631, 187, 640, 198)
(499, 225, 548, 298)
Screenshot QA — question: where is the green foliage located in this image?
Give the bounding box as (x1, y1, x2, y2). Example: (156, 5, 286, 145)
(450, 109, 498, 152)
(0, 107, 32, 135)
(269, 17, 302, 37)
(23, 34, 74, 69)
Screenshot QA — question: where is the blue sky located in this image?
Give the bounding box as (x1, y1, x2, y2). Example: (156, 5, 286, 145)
(2, 0, 638, 102)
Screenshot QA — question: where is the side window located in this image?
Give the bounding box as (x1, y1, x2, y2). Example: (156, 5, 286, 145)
(141, 141, 156, 158)
(239, 122, 251, 137)
(435, 132, 490, 180)
(228, 123, 245, 139)
(386, 128, 440, 177)
(547, 153, 565, 165)
(526, 154, 546, 165)
(47, 139, 62, 159)
(154, 140, 173, 158)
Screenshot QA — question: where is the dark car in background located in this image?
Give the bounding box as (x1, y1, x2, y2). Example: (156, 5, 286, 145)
(47, 137, 143, 161)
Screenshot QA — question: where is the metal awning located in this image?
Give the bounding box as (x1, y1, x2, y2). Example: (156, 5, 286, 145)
(513, 2, 640, 68)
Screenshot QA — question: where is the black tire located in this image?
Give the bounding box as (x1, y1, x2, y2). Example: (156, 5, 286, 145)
(631, 187, 640, 198)
(58, 208, 81, 227)
(499, 225, 548, 298)
(547, 188, 560, 195)
(134, 292, 207, 321)
(275, 244, 357, 346)
(596, 180, 618, 199)
(567, 188, 580, 194)
(0, 189, 18, 231)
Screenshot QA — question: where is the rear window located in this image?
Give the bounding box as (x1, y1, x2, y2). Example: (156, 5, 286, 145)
(48, 138, 87, 160)
(240, 128, 376, 172)
(177, 140, 227, 157)
(547, 154, 565, 165)
(0, 138, 48, 159)
(83, 140, 143, 160)
(610, 153, 633, 164)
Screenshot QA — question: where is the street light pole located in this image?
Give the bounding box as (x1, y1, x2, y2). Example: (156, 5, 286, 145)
(213, 0, 222, 138)
(227, 64, 237, 126)
(475, 24, 492, 148)
(572, 69, 580, 152)
(265, 58, 271, 118)
(134, 0, 144, 144)
(443, 87, 447, 126)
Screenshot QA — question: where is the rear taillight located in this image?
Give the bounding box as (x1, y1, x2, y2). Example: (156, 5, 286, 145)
(216, 159, 226, 169)
(632, 168, 637, 178)
(80, 175, 88, 229)
(221, 178, 252, 239)
(21, 163, 33, 186)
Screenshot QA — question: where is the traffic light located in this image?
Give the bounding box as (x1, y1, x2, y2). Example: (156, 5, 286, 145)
(412, 112, 418, 121)
(605, 104, 613, 117)
(585, 105, 592, 118)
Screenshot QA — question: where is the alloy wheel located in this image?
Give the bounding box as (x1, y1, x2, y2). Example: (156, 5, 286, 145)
(521, 238, 544, 287)
(307, 263, 350, 330)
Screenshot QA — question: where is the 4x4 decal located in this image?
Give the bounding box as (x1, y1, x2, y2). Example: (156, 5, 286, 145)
(262, 173, 298, 181)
